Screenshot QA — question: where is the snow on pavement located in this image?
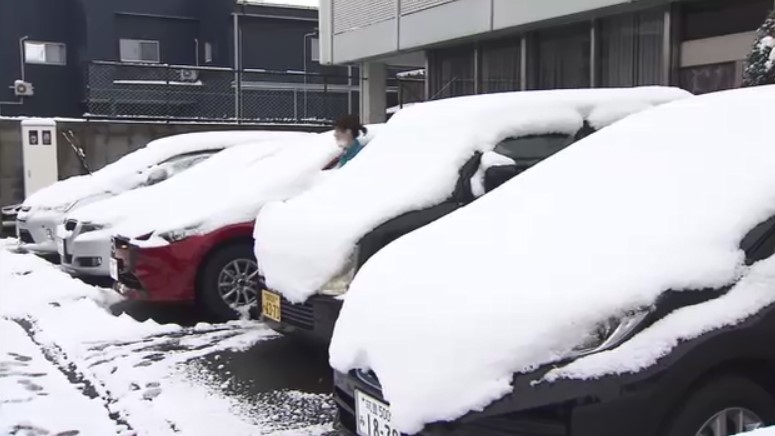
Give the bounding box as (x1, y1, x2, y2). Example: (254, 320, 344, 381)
(0, 317, 120, 436)
(0, 239, 335, 435)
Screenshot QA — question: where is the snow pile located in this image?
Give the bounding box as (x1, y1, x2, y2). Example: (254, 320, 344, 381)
(328, 85, 775, 433)
(255, 87, 691, 303)
(23, 130, 302, 210)
(0, 239, 121, 318)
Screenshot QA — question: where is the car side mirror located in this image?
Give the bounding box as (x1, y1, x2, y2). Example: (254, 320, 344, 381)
(484, 165, 522, 193)
(145, 167, 169, 186)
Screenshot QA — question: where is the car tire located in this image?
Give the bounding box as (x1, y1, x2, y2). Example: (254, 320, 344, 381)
(662, 374, 775, 436)
(198, 242, 261, 322)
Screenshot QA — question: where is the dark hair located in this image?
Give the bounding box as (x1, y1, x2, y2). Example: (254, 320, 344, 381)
(333, 115, 368, 138)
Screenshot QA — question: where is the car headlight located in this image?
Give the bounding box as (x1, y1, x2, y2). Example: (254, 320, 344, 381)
(320, 249, 359, 296)
(571, 309, 650, 356)
(80, 223, 107, 234)
(158, 228, 197, 243)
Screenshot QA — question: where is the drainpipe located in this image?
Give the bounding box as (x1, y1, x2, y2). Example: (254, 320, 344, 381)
(0, 36, 28, 113)
(303, 31, 316, 119)
(233, 13, 240, 120)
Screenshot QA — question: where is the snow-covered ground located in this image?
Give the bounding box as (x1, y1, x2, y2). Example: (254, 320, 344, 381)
(745, 427, 775, 435)
(0, 239, 335, 436)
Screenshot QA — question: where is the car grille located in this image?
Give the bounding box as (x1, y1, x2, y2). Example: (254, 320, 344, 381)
(280, 297, 314, 330)
(64, 220, 77, 231)
(18, 229, 34, 243)
(119, 270, 143, 289)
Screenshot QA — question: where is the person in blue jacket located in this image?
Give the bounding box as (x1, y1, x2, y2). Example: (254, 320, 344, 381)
(333, 115, 368, 168)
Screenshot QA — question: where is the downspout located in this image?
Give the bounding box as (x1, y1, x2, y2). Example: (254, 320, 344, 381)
(233, 12, 240, 120)
(303, 31, 317, 119)
(0, 36, 28, 113)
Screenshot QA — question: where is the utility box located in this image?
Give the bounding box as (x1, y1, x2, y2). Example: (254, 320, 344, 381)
(21, 118, 58, 198)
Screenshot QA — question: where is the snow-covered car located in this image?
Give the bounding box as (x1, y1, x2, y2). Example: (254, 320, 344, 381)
(15, 130, 286, 256)
(329, 85, 775, 436)
(109, 126, 380, 320)
(55, 131, 310, 277)
(254, 87, 692, 344)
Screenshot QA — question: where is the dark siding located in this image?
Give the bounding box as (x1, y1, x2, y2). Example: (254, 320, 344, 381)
(115, 14, 199, 65)
(0, 0, 80, 117)
(240, 16, 317, 71)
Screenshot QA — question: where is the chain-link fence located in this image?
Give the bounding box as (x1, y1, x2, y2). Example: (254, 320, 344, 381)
(85, 61, 362, 124)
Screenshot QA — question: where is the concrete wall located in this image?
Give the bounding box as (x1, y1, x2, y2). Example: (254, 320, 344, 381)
(0, 119, 325, 207)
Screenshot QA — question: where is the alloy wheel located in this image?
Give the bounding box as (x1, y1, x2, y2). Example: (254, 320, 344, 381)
(217, 258, 260, 310)
(695, 407, 764, 436)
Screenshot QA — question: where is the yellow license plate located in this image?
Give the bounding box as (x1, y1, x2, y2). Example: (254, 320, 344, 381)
(262, 290, 281, 322)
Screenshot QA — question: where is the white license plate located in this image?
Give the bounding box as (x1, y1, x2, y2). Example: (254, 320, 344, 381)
(355, 390, 398, 436)
(109, 258, 119, 280)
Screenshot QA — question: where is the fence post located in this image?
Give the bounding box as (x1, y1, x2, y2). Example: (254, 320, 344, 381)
(165, 64, 171, 122)
(323, 74, 329, 122)
(294, 88, 299, 121)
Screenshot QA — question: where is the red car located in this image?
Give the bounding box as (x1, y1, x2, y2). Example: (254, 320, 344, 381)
(111, 222, 258, 319)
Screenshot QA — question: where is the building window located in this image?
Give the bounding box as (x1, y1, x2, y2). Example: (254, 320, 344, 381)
(24, 41, 66, 65)
(428, 46, 475, 99)
(479, 39, 521, 93)
(681, 0, 771, 41)
(204, 42, 213, 64)
(119, 39, 160, 63)
(310, 38, 320, 62)
(531, 24, 591, 90)
(599, 10, 665, 87)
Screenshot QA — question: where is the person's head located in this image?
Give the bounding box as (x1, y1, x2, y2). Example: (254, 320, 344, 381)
(333, 115, 368, 149)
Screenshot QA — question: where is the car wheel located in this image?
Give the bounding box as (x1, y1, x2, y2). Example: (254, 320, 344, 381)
(198, 242, 261, 321)
(663, 375, 775, 436)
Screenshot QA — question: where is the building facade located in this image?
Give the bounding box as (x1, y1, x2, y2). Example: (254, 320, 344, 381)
(0, 0, 355, 122)
(319, 0, 773, 120)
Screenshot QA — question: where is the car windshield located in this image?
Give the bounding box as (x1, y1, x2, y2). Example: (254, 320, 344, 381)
(157, 150, 218, 177)
(494, 134, 573, 166)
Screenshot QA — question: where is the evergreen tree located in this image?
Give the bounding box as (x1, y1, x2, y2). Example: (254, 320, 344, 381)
(743, 10, 775, 87)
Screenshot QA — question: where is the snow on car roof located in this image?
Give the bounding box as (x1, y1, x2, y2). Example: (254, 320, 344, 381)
(70, 126, 380, 243)
(254, 87, 691, 303)
(328, 85, 775, 434)
(23, 131, 303, 209)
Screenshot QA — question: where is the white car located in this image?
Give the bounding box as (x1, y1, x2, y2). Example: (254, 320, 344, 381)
(15, 130, 299, 256)
(54, 131, 312, 276)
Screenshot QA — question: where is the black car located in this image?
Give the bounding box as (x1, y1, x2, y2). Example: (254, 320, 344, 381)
(260, 128, 594, 343)
(332, 86, 775, 436)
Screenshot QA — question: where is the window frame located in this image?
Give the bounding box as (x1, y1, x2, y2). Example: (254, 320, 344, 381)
(24, 41, 67, 66)
(310, 38, 320, 62)
(119, 38, 161, 64)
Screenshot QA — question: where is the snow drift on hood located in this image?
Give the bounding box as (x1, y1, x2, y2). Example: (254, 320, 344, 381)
(328, 85, 775, 433)
(254, 87, 691, 303)
(22, 131, 302, 210)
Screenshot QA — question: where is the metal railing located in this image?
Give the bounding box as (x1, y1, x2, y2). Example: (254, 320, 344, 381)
(84, 61, 363, 124)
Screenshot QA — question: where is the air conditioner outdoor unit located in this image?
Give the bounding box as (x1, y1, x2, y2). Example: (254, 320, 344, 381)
(178, 69, 199, 82)
(14, 80, 34, 97)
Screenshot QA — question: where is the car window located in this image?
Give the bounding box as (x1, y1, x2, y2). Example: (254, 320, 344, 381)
(159, 152, 214, 177)
(493, 134, 574, 167)
(743, 215, 775, 265)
